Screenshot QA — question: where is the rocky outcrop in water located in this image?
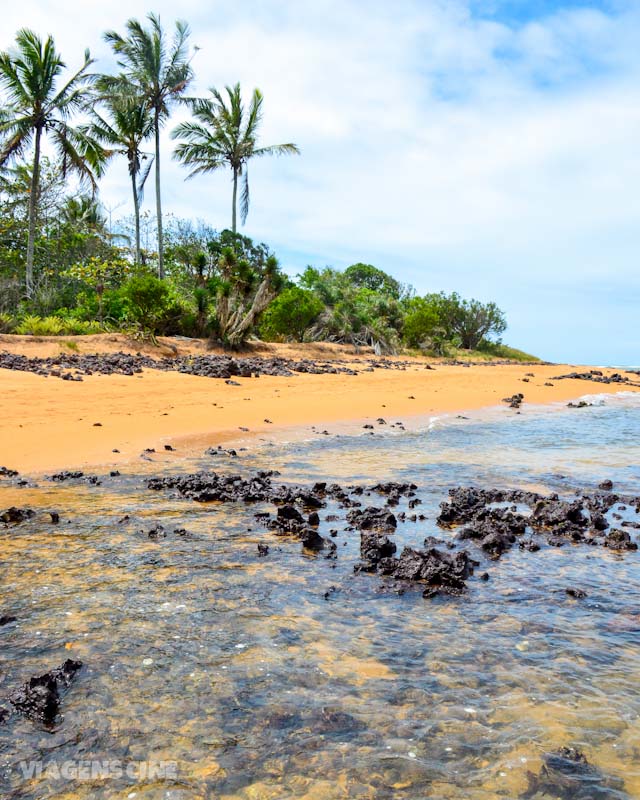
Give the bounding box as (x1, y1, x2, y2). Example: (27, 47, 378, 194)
(3, 659, 83, 728)
(356, 533, 478, 598)
(346, 506, 398, 531)
(521, 747, 627, 799)
(436, 486, 640, 555)
(1, 507, 35, 525)
(552, 369, 640, 387)
(47, 471, 101, 485)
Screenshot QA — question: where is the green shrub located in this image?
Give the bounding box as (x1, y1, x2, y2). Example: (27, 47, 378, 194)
(14, 315, 103, 336)
(120, 274, 173, 334)
(260, 287, 323, 342)
(15, 315, 64, 335)
(0, 313, 16, 333)
(64, 319, 103, 335)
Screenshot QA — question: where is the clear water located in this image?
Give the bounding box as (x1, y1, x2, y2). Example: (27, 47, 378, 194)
(1, 392, 639, 799)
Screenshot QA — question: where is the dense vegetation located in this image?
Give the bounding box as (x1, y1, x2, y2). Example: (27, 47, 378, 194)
(0, 16, 521, 358)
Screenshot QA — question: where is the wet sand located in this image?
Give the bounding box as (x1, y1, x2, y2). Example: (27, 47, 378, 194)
(0, 336, 637, 473)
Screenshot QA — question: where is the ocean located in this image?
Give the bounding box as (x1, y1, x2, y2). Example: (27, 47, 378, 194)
(1, 391, 639, 799)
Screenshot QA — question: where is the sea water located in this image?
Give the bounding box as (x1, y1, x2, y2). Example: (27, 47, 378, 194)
(1, 392, 639, 799)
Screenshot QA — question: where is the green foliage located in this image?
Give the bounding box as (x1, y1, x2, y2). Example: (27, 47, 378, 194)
(172, 83, 299, 232)
(13, 315, 103, 335)
(212, 245, 284, 347)
(475, 341, 541, 362)
(299, 267, 402, 353)
(343, 263, 401, 298)
(0, 29, 108, 295)
(260, 287, 323, 342)
(401, 292, 506, 353)
(119, 273, 173, 333)
(402, 296, 453, 355)
(0, 312, 16, 332)
(63, 255, 132, 291)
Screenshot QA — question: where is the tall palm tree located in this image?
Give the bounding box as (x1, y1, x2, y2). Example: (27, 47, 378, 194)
(86, 92, 154, 262)
(0, 29, 106, 296)
(101, 13, 194, 278)
(172, 83, 300, 234)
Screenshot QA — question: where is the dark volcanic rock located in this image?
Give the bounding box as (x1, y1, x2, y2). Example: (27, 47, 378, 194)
(1, 507, 35, 525)
(8, 659, 83, 727)
(148, 470, 282, 504)
(48, 471, 100, 485)
(377, 545, 478, 598)
(458, 508, 527, 558)
(437, 487, 494, 527)
(553, 369, 640, 388)
(356, 531, 397, 571)
(300, 528, 336, 556)
(522, 746, 627, 799)
(0, 350, 425, 383)
(346, 506, 397, 531)
(277, 505, 304, 523)
(300, 527, 326, 550)
(604, 529, 638, 551)
(503, 392, 524, 408)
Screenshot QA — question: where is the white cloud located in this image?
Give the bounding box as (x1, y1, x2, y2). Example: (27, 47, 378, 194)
(1, 1, 639, 361)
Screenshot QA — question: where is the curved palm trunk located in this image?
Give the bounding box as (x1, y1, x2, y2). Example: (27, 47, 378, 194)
(154, 110, 164, 278)
(25, 125, 43, 298)
(231, 166, 238, 234)
(131, 168, 141, 264)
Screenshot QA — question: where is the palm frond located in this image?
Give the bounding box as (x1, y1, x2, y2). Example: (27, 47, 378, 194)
(252, 143, 301, 157)
(136, 153, 154, 200)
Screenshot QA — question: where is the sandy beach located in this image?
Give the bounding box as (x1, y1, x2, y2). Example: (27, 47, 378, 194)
(1, 334, 637, 474)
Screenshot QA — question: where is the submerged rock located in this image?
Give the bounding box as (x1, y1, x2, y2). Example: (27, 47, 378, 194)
(1, 507, 35, 525)
(604, 529, 638, 551)
(522, 746, 627, 799)
(7, 659, 83, 727)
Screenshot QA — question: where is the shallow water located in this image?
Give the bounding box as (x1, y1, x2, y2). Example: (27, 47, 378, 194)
(1, 393, 640, 799)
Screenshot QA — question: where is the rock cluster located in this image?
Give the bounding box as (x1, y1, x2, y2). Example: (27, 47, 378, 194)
(553, 369, 640, 387)
(0, 350, 422, 382)
(1, 660, 83, 728)
(522, 746, 627, 799)
(437, 486, 640, 556)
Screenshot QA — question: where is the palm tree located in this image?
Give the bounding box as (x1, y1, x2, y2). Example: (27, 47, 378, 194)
(86, 92, 154, 262)
(0, 29, 106, 296)
(172, 83, 300, 233)
(101, 13, 194, 278)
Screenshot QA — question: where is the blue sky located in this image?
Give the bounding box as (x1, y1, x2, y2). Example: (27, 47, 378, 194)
(2, 0, 639, 364)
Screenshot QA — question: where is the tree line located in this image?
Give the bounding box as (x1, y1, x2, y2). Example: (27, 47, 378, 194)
(0, 14, 298, 295)
(0, 15, 518, 357)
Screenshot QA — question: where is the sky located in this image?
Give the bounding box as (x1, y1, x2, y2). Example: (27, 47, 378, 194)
(1, 0, 639, 364)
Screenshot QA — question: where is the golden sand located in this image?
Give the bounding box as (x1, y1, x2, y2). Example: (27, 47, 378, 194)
(0, 334, 635, 474)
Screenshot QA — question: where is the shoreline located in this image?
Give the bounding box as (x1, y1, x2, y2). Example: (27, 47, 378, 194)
(1, 344, 638, 475)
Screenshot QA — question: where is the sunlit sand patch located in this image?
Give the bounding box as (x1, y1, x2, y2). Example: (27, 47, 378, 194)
(308, 642, 395, 684)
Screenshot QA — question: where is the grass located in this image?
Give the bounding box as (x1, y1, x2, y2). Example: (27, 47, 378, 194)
(470, 342, 542, 362)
